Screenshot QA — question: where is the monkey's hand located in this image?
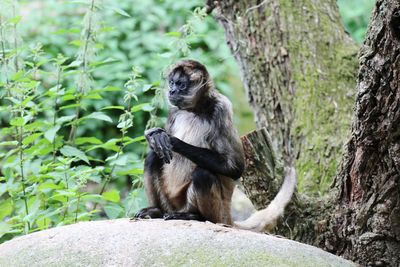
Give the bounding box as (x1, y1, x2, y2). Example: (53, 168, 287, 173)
(145, 127, 173, 164)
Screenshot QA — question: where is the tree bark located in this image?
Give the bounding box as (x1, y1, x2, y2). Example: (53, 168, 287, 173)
(240, 128, 281, 210)
(330, 0, 400, 264)
(210, 0, 400, 265)
(210, 0, 358, 193)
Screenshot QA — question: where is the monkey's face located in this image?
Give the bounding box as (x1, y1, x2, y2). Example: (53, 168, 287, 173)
(167, 68, 192, 108)
(167, 60, 209, 110)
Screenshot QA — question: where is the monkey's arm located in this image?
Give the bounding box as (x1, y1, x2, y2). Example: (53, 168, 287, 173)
(170, 136, 244, 180)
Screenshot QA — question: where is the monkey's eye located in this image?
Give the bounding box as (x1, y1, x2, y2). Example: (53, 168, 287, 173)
(175, 80, 184, 88)
(170, 79, 187, 90)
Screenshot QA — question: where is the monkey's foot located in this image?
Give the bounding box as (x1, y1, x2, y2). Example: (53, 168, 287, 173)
(133, 207, 163, 219)
(163, 212, 205, 221)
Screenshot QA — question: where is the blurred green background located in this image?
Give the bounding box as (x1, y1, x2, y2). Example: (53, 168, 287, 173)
(0, 0, 374, 242)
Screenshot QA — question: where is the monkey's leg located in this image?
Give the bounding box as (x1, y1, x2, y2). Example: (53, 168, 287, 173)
(191, 167, 224, 223)
(134, 151, 164, 219)
(164, 167, 224, 223)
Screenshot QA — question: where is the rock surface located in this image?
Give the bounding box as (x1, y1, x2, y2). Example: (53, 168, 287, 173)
(0, 219, 355, 266)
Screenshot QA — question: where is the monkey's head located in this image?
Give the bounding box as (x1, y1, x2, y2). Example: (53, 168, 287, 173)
(166, 60, 212, 110)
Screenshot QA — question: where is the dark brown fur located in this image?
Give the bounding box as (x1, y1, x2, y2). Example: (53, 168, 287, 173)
(135, 60, 245, 224)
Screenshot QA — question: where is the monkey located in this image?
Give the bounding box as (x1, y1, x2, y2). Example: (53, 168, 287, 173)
(134, 59, 296, 232)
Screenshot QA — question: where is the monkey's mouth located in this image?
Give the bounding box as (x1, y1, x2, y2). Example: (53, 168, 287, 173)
(168, 96, 185, 108)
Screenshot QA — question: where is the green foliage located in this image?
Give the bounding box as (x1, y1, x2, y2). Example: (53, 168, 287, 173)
(0, 0, 245, 243)
(0, 0, 148, 241)
(338, 0, 375, 43)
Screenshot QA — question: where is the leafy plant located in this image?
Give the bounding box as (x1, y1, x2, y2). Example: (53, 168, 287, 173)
(0, 0, 150, 242)
(0, 0, 244, 243)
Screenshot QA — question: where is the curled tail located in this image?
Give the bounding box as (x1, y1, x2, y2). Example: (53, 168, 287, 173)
(234, 166, 296, 232)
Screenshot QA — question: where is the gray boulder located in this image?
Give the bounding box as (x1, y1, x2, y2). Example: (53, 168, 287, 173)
(0, 219, 355, 266)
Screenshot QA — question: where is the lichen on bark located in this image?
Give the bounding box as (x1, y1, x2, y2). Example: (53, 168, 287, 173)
(211, 0, 358, 195)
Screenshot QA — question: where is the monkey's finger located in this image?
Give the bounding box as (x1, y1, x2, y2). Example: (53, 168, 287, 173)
(163, 150, 171, 164)
(163, 137, 173, 163)
(148, 137, 157, 152)
(161, 132, 172, 149)
(165, 150, 173, 164)
(163, 134, 173, 161)
(145, 127, 163, 137)
(160, 134, 172, 164)
(153, 135, 165, 159)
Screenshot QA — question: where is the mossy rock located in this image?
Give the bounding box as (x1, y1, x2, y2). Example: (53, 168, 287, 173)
(0, 219, 355, 266)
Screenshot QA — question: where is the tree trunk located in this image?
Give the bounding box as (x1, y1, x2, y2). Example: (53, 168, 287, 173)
(209, 0, 358, 193)
(330, 0, 400, 264)
(210, 0, 400, 265)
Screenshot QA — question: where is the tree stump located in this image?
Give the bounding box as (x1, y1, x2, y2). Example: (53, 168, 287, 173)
(240, 128, 282, 210)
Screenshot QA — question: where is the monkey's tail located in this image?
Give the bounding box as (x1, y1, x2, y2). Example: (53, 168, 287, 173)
(233, 166, 296, 232)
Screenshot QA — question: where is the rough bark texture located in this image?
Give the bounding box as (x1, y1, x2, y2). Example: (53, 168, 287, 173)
(210, 0, 358, 193)
(210, 0, 400, 265)
(331, 0, 400, 264)
(240, 128, 281, 209)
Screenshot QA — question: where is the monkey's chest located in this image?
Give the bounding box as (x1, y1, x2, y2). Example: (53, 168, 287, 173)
(171, 112, 211, 147)
(162, 113, 212, 206)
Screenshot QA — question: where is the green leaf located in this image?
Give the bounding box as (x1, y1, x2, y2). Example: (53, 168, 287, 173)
(101, 105, 125, 111)
(57, 115, 76, 124)
(22, 133, 43, 145)
(61, 94, 75, 101)
(0, 141, 18, 146)
(60, 103, 80, 110)
(102, 189, 120, 203)
(123, 135, 146, 146)
(116, 168, 144, 176)
(9, 15, 22, 24)
(105, 153, 119, 162)
(83, 93, 102, 100)
(44, 125, 61, 142)
(11, 70, 26, 82)
(35, 215, 51, 230)
(0, 199, 13, 220)
(75, 137, 103, 145)
(142, 84, 153, 92)
(103, 204, 124, 219)
(69, 40, 82, 47)
(60, 146, 89, 164)
(38, 183, 63, 192)
(10, 117, 24, 126)
(87, 141, 119, 152)
(0, 222, 12, 239)
(81, 194, 103, 203)
(86, 112, 113, 123)
(109, 6, 131, 17)
(21, 96, 35, 107)
(142, 104, 154, 112)
(89, 58, 119, 68)
(165, 31, 181, 37)
(131, 103, 153, 113)
(92, 86, 121, 93)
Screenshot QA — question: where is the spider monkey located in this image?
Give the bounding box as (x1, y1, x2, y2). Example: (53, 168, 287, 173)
(134, 59, 296, 232)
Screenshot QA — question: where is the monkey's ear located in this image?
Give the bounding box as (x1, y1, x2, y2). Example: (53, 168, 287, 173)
(191, 71, 203, 81)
